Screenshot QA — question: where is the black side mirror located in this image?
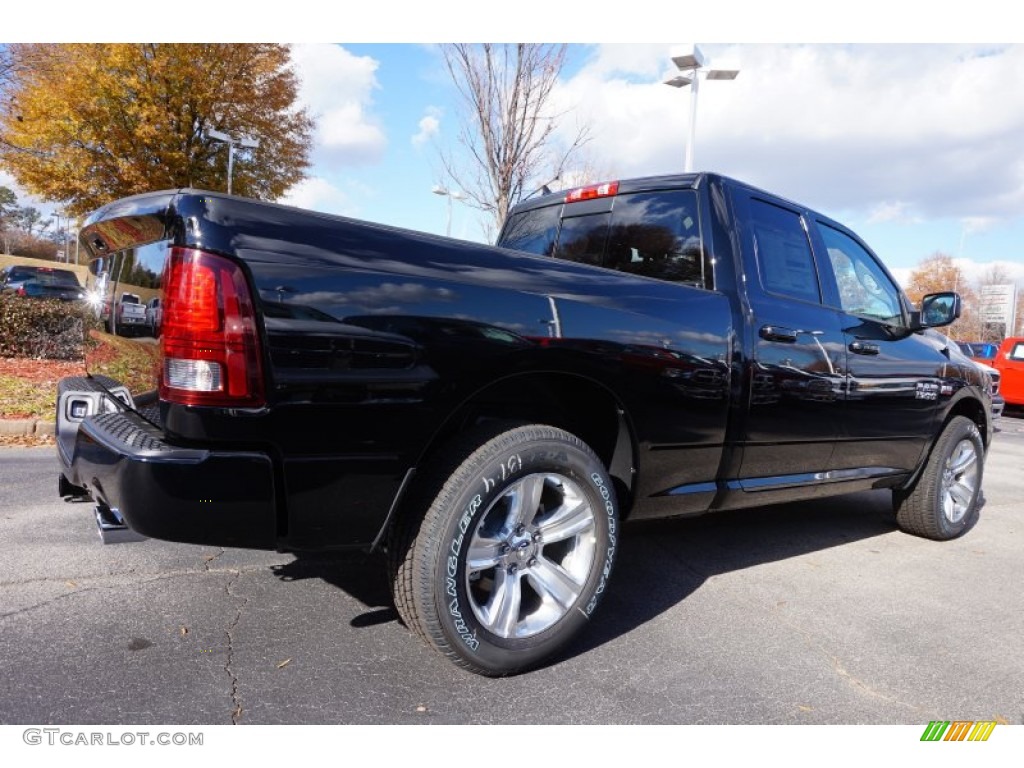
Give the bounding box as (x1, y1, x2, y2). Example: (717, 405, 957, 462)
(913, 292, 961, 330)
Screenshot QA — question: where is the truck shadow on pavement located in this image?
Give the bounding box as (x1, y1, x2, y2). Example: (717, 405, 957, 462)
(268, 488, 981, 673)
(270, 551, 397, 628)
(559, 487, 982, 669)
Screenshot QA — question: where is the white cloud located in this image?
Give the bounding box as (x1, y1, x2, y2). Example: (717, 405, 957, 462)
(279, 176, 355, 217)
(412, 108, 441, 147)
(583, 44, 666, 80)
(955, 258, 1024, 287)
(962, 216, 999, 235)
(867, 201, 919, 225)
(290, 43, 387, 166)
(892, 259, 1024, 291)
(553, 44, 1024, 223)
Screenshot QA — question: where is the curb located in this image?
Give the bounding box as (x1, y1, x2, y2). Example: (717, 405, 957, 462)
(0, 418, 56, 437)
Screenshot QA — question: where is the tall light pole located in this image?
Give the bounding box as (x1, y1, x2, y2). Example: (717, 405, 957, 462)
(207, 129, 260, 195)
(432, 185, 467, 237)
(664, 45, 740, 172)
(51, 210, 68, 262)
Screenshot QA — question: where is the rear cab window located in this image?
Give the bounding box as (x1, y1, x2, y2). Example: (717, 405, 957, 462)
(498, 205, 560, 256)
(499, 183, 710, 289)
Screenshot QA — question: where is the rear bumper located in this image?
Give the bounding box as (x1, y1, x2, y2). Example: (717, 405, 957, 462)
(58, 392, 277, 549)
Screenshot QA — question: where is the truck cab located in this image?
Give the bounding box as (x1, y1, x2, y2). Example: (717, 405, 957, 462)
(498, 174, 989, 506)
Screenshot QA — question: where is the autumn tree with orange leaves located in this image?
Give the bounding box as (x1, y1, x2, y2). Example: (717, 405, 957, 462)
(902, 252, 1022, 341)
(902, 253, 980, 339)
(0, 44, 312, 216)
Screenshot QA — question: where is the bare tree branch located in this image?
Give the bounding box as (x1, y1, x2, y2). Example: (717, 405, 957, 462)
(439, 44, 590, 240)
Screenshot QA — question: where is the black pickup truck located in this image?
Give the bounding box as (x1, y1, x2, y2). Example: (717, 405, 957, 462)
(56, 173, 991, 676)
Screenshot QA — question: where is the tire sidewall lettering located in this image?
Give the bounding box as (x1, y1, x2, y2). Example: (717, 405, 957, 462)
(585, 471, 617, 616)
(446, 492, 483, 652)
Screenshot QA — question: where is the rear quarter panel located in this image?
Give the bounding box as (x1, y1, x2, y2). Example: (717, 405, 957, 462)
(76, 191, 735, 546)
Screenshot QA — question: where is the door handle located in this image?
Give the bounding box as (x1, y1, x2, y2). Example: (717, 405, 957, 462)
(759, 325, 798, 343)
(849, 340, 880, 355)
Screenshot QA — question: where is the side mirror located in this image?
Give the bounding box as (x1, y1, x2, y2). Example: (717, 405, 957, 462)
(913, 291, 961, 330)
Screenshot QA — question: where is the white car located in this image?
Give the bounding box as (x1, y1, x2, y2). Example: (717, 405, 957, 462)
(145, 297, 162, 337)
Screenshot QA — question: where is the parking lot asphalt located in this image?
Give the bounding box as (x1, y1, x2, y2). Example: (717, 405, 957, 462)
(1, 420, 1022, 725)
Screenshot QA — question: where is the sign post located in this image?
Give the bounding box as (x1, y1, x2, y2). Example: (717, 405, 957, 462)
(980, 284, 1018, 338)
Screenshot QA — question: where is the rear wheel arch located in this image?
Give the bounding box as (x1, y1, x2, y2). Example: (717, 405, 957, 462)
(411, 372, 637, 513)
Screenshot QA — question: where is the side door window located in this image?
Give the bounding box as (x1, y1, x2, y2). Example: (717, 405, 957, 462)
(749, 198, 822, 304)
(817, 224, 904, 325)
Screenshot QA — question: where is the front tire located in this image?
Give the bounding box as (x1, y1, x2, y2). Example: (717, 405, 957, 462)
(389, 424, 618, 676)
(894, 415, 984, 540)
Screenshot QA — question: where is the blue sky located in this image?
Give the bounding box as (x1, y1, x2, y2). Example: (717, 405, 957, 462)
(271, 41, 1024, 292)
(5, 7, 1024, 293)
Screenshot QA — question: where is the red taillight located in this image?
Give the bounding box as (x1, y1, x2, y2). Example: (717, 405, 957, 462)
(16, 286, 26, 296)
(565, 181, 619, 203)
(159, 247, 265, 408)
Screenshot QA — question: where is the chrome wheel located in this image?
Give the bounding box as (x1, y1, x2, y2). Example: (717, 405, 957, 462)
(940, 438, 979, 524)
(464, 473, 597, 639)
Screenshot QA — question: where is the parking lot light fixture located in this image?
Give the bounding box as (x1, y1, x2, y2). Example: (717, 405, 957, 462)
(432, 185, 467, 237)
(207, 129, 260, 195)
(664, 44, 740, 172)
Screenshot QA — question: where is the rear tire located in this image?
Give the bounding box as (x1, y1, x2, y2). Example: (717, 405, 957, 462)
(894, 416, 984, 540)
(388, 424, 618, 676)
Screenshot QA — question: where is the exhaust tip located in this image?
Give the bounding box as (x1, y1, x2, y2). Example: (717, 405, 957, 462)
(94, 504, 147, 545)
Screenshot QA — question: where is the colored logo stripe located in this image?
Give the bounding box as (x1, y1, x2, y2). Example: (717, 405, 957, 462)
(920, 720, 996, 742)
(968, 722, 997, 741)
(945, 721, 973, 741)
(921, 721, 949, 741)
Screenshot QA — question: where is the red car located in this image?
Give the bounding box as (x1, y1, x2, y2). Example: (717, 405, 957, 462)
(993, 337, 1024, 407)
